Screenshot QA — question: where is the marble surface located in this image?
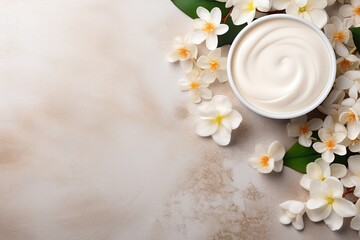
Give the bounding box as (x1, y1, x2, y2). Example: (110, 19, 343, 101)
(0, 0, 357, 239)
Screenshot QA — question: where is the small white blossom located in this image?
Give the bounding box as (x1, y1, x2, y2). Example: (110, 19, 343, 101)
(197, 48, 228, 83)
(340, 0, 360, 27)
(167, 34, 198, 73)
(231, 0, 271, 25)
(178, 69, 212, 103)
(286, 0, 328, 29)
(191, 7, 229, 50)
(336, 47, 360, 75)
(287, 115, 323, 147)
(306, 177, 357, 231)
(248, 141, 285, 174)
(324, 16, 352, 54)
(318, 90, 346, 115)
(341, 155, 360, 197)
(339, 103, 360, 140)
(336, 71, 360, 94)
(350, 199, 360, 237)
(300, 158, 347, 190)
(313, 124, 347, 163)
(279, 200, 306, 230)
(343, 135, 360, 152)
(195, 95, 242, 146)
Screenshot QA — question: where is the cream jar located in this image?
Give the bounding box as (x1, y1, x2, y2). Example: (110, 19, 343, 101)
(227, 14, 336, 119)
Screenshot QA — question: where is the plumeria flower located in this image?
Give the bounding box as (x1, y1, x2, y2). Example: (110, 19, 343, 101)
(343, 135, 360, 152)
(336, 47, 360, 75)
(248, 141, 285, 174)
(300, 158, 347, 190)
(339, 103, 360, 140)
(167, 34, 198, 73)
(279, 200, 306, 230)
(340, 0, 360, 27)
(216, 0, 234, 8)
(350, 199, 360, 237)
(341, 155, 360, 197)
(191, 7, 229, 50)
(197, 48, 228, 83)
(195, 95, 242, 146)
(287, 115, 323, 147)
(178, 69, 212, 103)
(336, 71, 360, 96)
(324, 16, 352, 54)
(313, 125, 347, 163)
(318, 90, 346, 116)
(306, 177, 357, 231)
(231, 0, 271, 25)
(286, 0, 328, 29)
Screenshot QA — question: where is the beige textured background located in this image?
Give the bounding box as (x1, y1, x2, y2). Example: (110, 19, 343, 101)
(0, 0, 357, 239)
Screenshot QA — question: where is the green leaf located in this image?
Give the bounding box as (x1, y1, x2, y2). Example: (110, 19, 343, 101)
(170, 0, 246, 46)
(351, 27, 360, 51)
(284, 141, 351, 174)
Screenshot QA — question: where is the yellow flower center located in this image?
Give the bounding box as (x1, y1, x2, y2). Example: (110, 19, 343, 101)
(325, 139, 336, 149)
(321, 177, 326, 181)
(299, 124, 310, 135)
(354, 7, 360, 15)
(326, 197, 334, 205)
(260, 155, 270, 167)
(189, 81, 200, 90)
(202, 22, 215, 34)
(177, 47, 190, 59)
(340, 59, 351, 70)
(209, 59, 220, 72)
(248, 2, 255, 11)
(348, 112, 356, 123)
(299, 7, 307, 13)
(334, 32, 346, 42)
(214, 114, 223, 124)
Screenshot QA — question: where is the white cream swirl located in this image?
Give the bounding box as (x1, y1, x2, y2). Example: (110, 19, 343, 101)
(230, 17, 333, 116)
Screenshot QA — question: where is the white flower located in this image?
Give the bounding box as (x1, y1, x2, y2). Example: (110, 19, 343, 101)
(287, 115, 323, 147)
(191, 7, 229, 50)
(178, 69, 212, 103)
(350, 199, 360, 237)
(197, 48, 228, 83)
(340, 0, 360, 27)
(336, 71, 360, 96)
(324, 16, 351, 54)
(279, 200, 306, 230)
(167, 34, 198, 73)
(313, 125, 347, 163)
(300, 158, 347, 190)
(343, 136, 360, 152)
(341, 155, 360, 197)
(216, 0, 234, 8)
(248, 141, 285, 174)
(231, 0, 271, 25)
(336, 47, 360, 75)
(339, 103, 360, 140)
(195, 95, 242, 146)
(306, 177, 357, 231)
(318, 90, 346, 115)
(286, 0, 328, 29)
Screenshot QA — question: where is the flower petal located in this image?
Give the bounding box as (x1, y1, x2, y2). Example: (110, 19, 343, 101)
(292, 214, 304, 230)
(196, 6, 210, 21)
(212, 125, 231, 146)
(306, 201, 331, 222)
(215, 24, 229, 35)
(206, 33, 218, 50)
(210, 7, 222, 24)
(308, 118, 323, 131)
(351, 215, 360, 231)
(333, 198, 357, 218)
(325, 177, 344, 197)
(223, 110, 242, 130)
(348, 155, 360, 175)
(324, 211, 344, 231)
(267, 141, 285, 161)
(273, 159, 283, 172)
(330, 164, 347, 178)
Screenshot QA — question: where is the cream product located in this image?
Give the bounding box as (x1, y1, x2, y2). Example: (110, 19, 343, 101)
(228, 15, 336, 119)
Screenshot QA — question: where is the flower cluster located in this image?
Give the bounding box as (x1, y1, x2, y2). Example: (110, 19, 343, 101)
(168, 7, 242, 146)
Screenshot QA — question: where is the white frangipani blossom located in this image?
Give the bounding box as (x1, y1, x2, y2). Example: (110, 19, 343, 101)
(336, 47, 360, 75)
(248, 141, 285, 174)
(287, 115, 323, 147)
(306, 177, 357, 231)
(324, 16, 352, 54)
(341, 155, 360, 197)
(339, 103, 360, 140)
(300, 158, 347, 190)
(195, 95, 242, 146)
(279, 200, 306, 230)
(340, 0, 360, 27)
(286, 0, 328, 29)
(313, 125, 347, 163)
(191, 7, 229, 50)
(167, 34, 198, 73)
(350, 199, 360, 237)
(231, 0, 271, 25)
(318, 90, 346, 115)
(197, 48, 228, 83)
(178, 69, 212, 103)
(343, 135, 360, 152)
